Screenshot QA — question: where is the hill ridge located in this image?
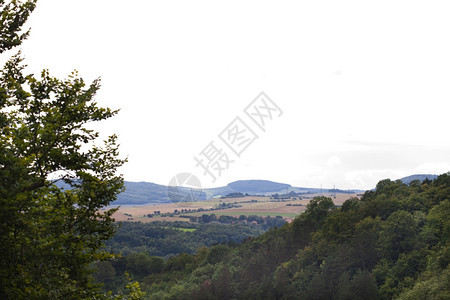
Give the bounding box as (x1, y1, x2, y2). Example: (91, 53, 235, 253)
(115, 178, 361, 205)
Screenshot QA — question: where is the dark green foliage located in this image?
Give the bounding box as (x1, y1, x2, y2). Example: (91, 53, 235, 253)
(0, 2, 127, 298)
(0, 0, 36, 53)
(223, 192, 244, 198)
(378, 211, 418, 260)
(105, 221, 265, 258)
(126, 253, 164, 277)
(129, 174, 450, 299)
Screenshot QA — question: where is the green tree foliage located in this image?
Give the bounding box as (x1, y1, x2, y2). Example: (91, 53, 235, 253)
(105, 221, 264, 258)
(378, 210, 418, 260)
(126, 253, 164, 277)
(0, 0, 36, 53)
(129, 174, 450, 299)
(0, 1, 126, 298)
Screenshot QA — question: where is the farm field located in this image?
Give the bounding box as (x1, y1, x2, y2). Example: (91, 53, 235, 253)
(110, 192, 360, 223)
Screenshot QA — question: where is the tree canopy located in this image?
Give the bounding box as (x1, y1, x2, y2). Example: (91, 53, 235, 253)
(0, 1, 127, 298)
(100, 174, 450, 299)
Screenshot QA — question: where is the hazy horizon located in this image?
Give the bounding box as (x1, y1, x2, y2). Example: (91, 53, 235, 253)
(16, 0, 450, 190)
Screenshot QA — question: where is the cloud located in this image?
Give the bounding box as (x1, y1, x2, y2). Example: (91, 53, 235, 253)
(301, 141, 450, 189)
(327, 155, 341, 168)
(344, 169, 404, 190)
(415, 162, 450, 174)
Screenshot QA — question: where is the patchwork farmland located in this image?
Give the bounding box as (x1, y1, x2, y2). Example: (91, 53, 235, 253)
(110, 192, 360, 223)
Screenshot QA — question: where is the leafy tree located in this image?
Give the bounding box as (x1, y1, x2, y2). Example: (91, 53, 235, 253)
(350, 269, 378, 299)
(205, 244, 231, 265)
(126, 253, 163, 278)
(0, 1, 126, 298)
(0, 0, 36, 53)
(291, 196, 335, 245)
(212, 264, 232, 299)
(165, 252, 196, 273)
(350, 217, 382, 270)
(93, 261, 117, 291)
(378, 211, 418, 260)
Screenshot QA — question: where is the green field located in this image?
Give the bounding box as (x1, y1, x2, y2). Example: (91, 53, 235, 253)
(163, 227, 197, 232)
(185, 211, 299, 218)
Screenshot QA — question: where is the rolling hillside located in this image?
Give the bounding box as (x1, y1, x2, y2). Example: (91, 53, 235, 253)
(62, 175, 438, 206)
(114, 179, 363, 205)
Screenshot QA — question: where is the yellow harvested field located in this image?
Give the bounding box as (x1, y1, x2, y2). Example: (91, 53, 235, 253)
(111, 193, 360, 223)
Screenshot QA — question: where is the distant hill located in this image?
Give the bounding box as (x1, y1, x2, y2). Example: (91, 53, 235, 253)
(111, 179, 363, 205)
(115, 182, 171, 205)
(55, 178, 366, 205)
(115, 180, 293, 205)
(227, 180, 291, 194)
(115, 181, 207, 205)
(54, 174, 444, 205)
(398, 174, 438, 185)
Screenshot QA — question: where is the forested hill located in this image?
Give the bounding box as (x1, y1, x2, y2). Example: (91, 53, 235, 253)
(114, 179, 362, 205)
(115, 179, 294, 205)
(115, 181, 205, 204)
(105, 173, 450, 299)
(399, 174, 438, 185)
(60, 176, 437, 205)
(226, 180, 291, 193)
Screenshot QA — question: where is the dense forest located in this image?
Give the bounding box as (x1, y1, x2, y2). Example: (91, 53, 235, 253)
(95, 220, 279, 293)
(97, 174, 450, 299)
(103, 220, 282, 257)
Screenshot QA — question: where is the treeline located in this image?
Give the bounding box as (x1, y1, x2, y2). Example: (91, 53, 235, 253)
(187, 214, 286, 227)
(104, 221, 271, 258)
(99, 173, 450, 299)
(96, 220, 280, 293)
(148, 201, 243, 218)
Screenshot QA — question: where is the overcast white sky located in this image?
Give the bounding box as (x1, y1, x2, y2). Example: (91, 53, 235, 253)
(17, 0, 450, 190)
